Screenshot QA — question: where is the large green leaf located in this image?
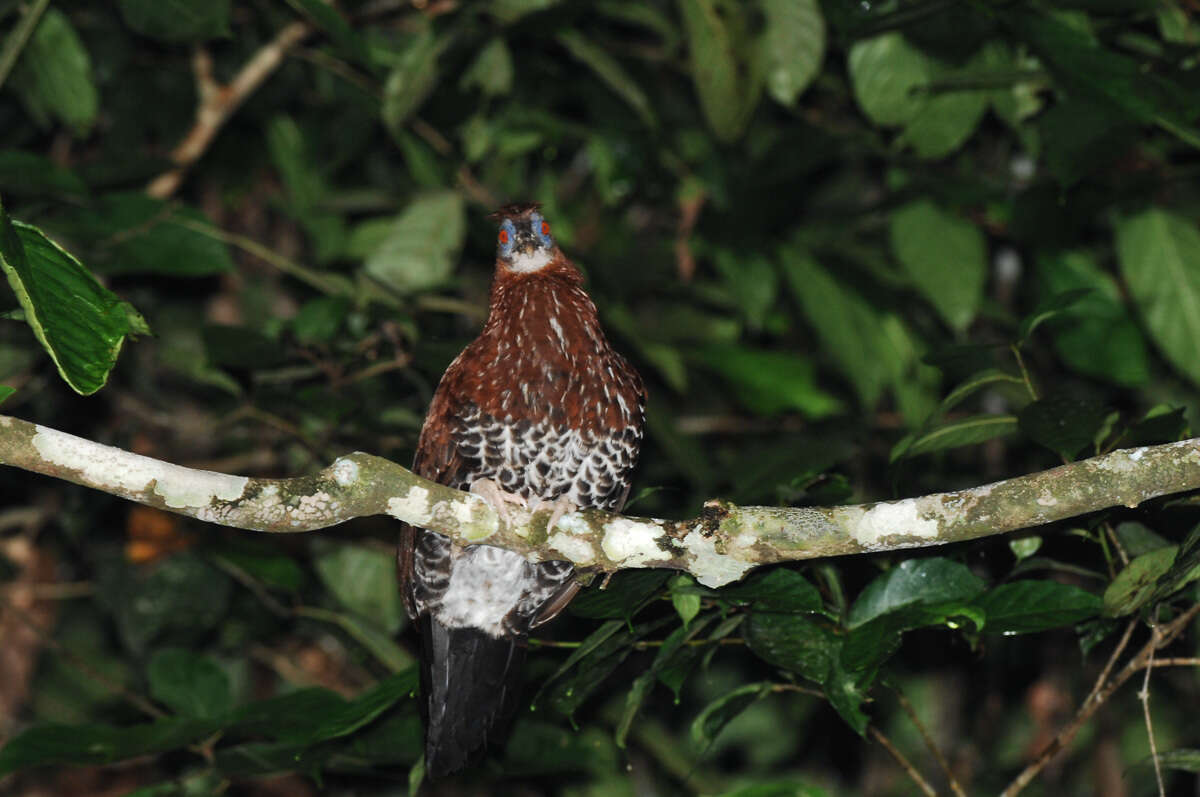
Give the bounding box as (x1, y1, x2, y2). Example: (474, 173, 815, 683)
(381, 29, 445, 137)
(890, 200, 987, 331)
(312, 542, 406, 634)
(459, 38, 514, 97)
(782, 248, 890, 407)
(0, 671, 417, 774)
(720, 568, 822, 613)
(0, 149, 86, 199)
(10, 8, 98, 136)
(557, 31, 655, 128)
(848, 558, 986, 628)
(848, 32, 929, 127)
(893, 414, 1018, 461)
(0, 207, 147, 395)
(569, 570, 670, 619)
(973, 580, 1101, 633)
(1115, 209, 1200, 388)
(117, 0, 231, 42)
(147, 648, 232, 718)
(678, 0, 763, 142)
(1001, 8, 1200, 149)
(1018, 394, 1112, 461)
(760, 0, 824, 107)
(360, 191, 465, 295)
(51, 193, 235, 276)
(1103, 546, 1178, 616)
(1036, 250, 1150, 386)
(690, 682, 773, 749)
(690, 343, 842, 418)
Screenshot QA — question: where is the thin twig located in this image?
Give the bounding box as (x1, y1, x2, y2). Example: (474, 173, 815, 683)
(1139, 624, 1166, 797)
(0, 0, 50, 90)
(1000, 603, 1200, 797)
(894, 687, 967, 797)
(869, 725, 938, 797)
(146, 21, 312, 199)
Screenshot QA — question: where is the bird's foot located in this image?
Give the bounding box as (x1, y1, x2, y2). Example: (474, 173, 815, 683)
(531, 495, 579, 533)
(469, 478, 528, 526)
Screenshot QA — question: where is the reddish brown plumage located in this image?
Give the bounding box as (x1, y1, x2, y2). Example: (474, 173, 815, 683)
(398, 205, 645, 777)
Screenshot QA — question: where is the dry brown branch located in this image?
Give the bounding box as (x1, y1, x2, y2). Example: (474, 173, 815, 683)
(999, 603, 1200, 796)
(146, 21, 312, 199)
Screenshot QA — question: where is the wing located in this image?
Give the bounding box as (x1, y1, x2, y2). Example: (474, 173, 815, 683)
(398, 387, 472, 620)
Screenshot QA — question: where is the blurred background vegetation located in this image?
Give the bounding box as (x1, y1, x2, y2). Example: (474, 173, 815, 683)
(2, 0, 1200, 794)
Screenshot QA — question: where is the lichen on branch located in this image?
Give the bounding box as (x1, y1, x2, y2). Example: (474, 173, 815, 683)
(2, 414, 1199, 586)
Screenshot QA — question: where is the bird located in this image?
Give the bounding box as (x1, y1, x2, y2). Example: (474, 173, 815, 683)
(397, 202, 646, 778)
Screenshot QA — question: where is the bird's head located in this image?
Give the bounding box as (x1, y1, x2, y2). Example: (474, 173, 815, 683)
(490, 203, 557, 274)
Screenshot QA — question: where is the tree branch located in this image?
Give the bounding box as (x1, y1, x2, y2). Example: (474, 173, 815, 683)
(145, 21, 312, 199)
(3, 414, 1200, 586)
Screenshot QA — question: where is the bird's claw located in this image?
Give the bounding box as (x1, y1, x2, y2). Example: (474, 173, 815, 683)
(531, 495, 579, 534)
(469, 478, 528, 526)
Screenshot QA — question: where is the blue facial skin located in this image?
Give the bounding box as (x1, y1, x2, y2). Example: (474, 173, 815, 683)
(531, 212, 553, 248)
(499, 219, 516, 257)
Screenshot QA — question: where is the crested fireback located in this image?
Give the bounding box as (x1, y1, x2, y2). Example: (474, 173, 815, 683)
(397, 203, 646, 777)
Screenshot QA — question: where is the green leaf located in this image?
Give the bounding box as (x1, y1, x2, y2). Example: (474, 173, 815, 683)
(313, 542, 406, 634)
(95, 553, 233, 655)
(669, 574, 702, 627)
(569, 570, 670, 619)
(1153, 749, 1200, 773)
(848, 32, 929, 127)
(974, 580, 1101, 632)
(381, 29, 444, 137)
(690, 343, 842, 418)
(690, 682, 773, 749)
(1103, 546, 1177, 616)
(714, 781, 830, 797)
(744, 612, 838, 684)
(760, 0, 824, 107)
(459, 37, 513, 97)
(848, 558, 986, 628)
(282, 0, 375, 71)
(893, 414, 1018, 461)
(52, 192, 235, 276)
(297, 606, 415, 673)
(233, 670, 417, 745)
(842, 601, 983, 674)
(1148, 524, 1200, 605)
(897, 71, 988, 160)
(1001, 8, 1200, 149)
(557, 31, 655, 128)
(712, 249, 777, 331)
(678, 0, 763, 142)
(940, 369, 1024, 413)
(1018, 395, 1111, 460)
(361, 191, 465, 295)
(890, 199, 987, 331)
(1018, 287, 1092, 342)
(1115, 209, 1200, 388)
(0, 717, 224, 775)
(10, 8, 98, 136)
(117, 0, 231, 43)
(0, 149, 86, 199)
(0, 386, 14, 405)
(720, 568, 822, 613)
(147, 648, 232, 718)
(0, 210, 146, 395)
(1037, 250, 1150, 386)
(781, 248, 890, 407)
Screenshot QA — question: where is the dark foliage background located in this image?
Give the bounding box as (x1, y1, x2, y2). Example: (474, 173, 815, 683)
(1, 0, 1200, 794)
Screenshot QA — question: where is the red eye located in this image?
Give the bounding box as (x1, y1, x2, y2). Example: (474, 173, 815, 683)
(498, 229, 509, 245)
(541, 221, 550, 236)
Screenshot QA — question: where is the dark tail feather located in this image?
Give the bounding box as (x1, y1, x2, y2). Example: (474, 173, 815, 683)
(420, 616, 526, 778)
